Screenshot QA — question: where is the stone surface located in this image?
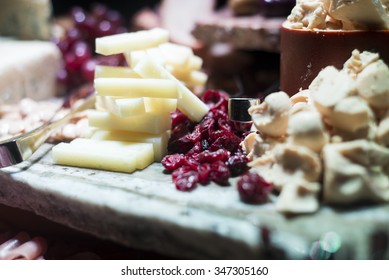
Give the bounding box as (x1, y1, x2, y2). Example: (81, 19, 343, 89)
(192, 10, 284, 52)
(1, 143, 389, 259)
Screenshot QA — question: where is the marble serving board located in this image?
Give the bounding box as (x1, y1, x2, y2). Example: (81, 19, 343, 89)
(1, 143, 389, 259)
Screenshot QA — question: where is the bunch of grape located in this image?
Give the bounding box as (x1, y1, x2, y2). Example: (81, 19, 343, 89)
(53, 4, 127, 93)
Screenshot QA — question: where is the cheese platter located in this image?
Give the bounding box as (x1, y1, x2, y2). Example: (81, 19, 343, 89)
(0, 0, 389, 261)
(2, 143, 389, 259)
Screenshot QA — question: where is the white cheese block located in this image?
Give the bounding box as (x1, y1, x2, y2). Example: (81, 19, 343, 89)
(88, 110, 172, 134)
(159, 42, 193, 68)
(187, 56, 203, 71)
(144, 98, 177, 113)
(94, 65, 141, 79)
(94, 78, 178, 98)
(95, 96, 146, 117)
(133, 57, 209, 122)
(52, 139, 154, 172)
(96, 28, 169, 56)
(70, 138, 154, 169)
(125, 43, 193, 68)
(96, 96, 177, 117)
(185, 70, 208, 88)
(128, 48, 202, 73)
(90, 129, 170, 161)
(0, 0, 52, 40)
(0, 40, 61, 104)
(125, 50, 146, 68)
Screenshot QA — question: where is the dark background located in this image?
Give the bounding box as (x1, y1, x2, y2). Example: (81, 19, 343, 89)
(51, 0, 161, 19)
(51, 0, 228, 19)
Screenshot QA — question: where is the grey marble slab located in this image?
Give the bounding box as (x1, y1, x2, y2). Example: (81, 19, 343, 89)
(1, 143, 389, 259)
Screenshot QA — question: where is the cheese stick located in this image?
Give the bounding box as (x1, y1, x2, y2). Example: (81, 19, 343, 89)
(94, 78, 178, 98)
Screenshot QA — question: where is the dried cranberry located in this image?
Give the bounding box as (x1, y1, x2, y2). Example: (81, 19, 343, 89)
(197, 163, 212, 185)
(227, 153, 249, 177)
(197, 117, 215, 139)
(210, 109, 228, 122)
(168, 134, 196, 154)
(186, 126, 202, 142)
(186, 142, 203, 156)
(169, 122, 191, 143)
(209, 131, 242, 153)
(183, 156, 199, 170)
(172, 166, 199, 191)
(202, 89, 229, 111)
(165, 89, 253, 192)
(237, 172, 273, 204)
(195, 149, 230, 163)
(217, 117, 232, 132)
(171, 110, 190, 127)
(209, 161, 231, 185)
(161, 154, 186, 171)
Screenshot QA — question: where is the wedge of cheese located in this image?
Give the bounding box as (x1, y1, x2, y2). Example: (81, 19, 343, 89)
(52, 138, 154, 172)
(133, 56, 209, 122)
(0, 0, 52, 40)
(88, 110, 172, 134)
(96, 28, 169, 56)
(0, 40, 61, 104)
(94, 65, 141, 79)
(94, 78, 178, 98)
(90, 129, 170, 161)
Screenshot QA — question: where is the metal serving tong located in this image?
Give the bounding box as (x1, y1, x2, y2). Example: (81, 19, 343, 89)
(0, 95, 95, 168)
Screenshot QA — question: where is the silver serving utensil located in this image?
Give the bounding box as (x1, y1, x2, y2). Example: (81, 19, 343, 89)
(228, 97, 259, 133)
(228, 97, 259, 122)
(0, 95, 95, 168)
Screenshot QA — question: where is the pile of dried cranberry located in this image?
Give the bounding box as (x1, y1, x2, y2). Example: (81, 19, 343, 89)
(162, 90, 251, 191)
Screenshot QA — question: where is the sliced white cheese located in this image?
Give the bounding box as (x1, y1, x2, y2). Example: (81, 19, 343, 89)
(69, 138, 154, 169)
(128, 47, 202, 73)
(125, 50, 146, 68)
(88, 110, 172, 134)
(95, 96, 146, 117)
(90, 129, 170, 161)
(187, 55, 203, 71)
(96, 95, 177, 116)
(133, 56, 209, 122)
(185, 70, 208, 88)
(52, 139, 153, 172)
(94, 65, 141, 79)
(96, 28, 169, 56)
(159, 42, 193, 68)
(126, 49, 165, 69)
(144, 97, 177, 113)
(94, 78, 178, 98)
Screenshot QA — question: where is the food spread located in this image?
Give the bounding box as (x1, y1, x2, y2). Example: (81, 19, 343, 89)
(1, 0, 389, 260)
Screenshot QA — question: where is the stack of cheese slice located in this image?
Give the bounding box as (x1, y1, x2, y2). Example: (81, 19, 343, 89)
(52, 28, 209, 173)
